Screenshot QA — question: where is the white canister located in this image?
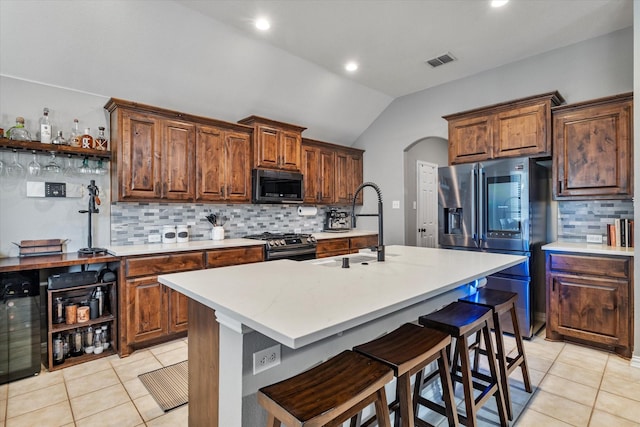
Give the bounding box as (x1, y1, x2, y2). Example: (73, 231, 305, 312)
(176, 225, 189, 243)
(162, 225, 177, 243)
(211, 226, 225, 241)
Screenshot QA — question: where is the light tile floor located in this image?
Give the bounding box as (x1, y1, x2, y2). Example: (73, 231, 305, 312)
(1, 330, 639, 426)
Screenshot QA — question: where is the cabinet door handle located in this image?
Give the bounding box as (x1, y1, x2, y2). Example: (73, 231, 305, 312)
(558, 180, 563, 194)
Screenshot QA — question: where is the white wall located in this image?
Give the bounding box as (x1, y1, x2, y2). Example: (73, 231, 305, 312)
(354, 27, 634, 245)
(0, 0, 391, 144)
(0, 77, 111, 256)
(0, 0, 391, 257)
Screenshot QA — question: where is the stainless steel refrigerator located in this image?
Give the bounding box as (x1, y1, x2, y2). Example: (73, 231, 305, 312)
(438, 157, 550, 338)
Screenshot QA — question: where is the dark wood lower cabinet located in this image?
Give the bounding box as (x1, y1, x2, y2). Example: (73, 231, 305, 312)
(119, 246, 263, 357)
(546, 252, 633, 358)
(316, 235, 379, 258)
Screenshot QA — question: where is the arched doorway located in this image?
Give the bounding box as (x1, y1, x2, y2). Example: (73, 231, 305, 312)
(403, 136, 448, 246)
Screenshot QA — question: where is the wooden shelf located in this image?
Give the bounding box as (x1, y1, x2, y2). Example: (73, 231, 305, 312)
(51, 313, 115, 334)
(48, 347, 117, 372)
(0, 137, 111, 160)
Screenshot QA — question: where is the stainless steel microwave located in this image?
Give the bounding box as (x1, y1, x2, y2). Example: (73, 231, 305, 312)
(252, 169, 304, 203)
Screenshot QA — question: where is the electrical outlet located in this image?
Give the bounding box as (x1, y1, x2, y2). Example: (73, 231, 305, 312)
(148, 234, 161, 243)
(586, 234, 603, 243)
(392, 200, 400, 209)
(294, 228, 302, 234)
(253, 344, 281, 375)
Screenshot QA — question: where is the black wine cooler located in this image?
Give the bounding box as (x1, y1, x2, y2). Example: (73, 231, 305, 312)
(0, 271, 41, 384)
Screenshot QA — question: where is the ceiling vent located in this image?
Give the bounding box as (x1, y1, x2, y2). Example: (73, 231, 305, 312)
(426, 52, 456, 68)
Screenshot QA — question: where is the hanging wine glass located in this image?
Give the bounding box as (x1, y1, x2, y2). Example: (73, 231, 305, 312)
(63, 155, 75, 177)
(78, 157, 93, 175)
(27, 151, 42, 177)
(6, 150, 25, 180)
(94, 159, 108, 175)
(44, 151, 61, 175)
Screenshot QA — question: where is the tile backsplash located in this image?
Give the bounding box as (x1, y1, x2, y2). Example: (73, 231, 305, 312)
(111, 200, 634, 246)
(557, 200, 634, 242)
(110, 203, 332, 245)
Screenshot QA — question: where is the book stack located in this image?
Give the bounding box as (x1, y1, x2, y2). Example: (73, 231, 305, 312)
(606, 219, 634, 247)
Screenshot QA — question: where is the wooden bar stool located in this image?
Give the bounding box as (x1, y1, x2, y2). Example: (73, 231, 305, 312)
(351, 323, 459, 427)
(458, 288, 532, 420)
(257, 350, 394, 427)
(418, 302, 508, 427)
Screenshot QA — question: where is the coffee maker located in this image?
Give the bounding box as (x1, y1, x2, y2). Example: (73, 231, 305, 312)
(324, 209, 351, 232)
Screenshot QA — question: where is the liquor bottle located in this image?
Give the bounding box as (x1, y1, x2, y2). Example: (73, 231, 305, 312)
(52, 130, 67, 145)
(38, 107, 52, 143)
(93, 126, 108, 150)
(80, 128, 93, 149)
(53, 334, 65, 365)
(70, 119, 81, 147)
(7, 117, 32, 141)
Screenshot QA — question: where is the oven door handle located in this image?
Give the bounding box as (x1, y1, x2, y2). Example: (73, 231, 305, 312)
(267, 247, 317, 260)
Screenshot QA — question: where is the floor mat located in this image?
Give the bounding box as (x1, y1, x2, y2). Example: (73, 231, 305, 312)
(139, 360, 188, 412)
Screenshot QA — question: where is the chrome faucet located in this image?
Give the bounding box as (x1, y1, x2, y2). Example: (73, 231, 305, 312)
(351, 182, 385, 262)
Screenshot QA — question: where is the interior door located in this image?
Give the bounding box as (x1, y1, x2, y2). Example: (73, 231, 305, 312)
(417, 161, 438, 247)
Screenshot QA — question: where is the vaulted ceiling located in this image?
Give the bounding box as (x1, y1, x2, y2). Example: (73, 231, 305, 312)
(179, 0, 633, 97)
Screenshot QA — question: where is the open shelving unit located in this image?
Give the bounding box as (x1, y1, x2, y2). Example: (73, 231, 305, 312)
(45, 281, 118, 371)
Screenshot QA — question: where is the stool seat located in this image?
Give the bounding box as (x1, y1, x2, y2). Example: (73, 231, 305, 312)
(458, 288, 517, 314)
(353, 323, 458, 427)
(420, 301, 494, 337)
(459, 287, 532, 421)
(258, 350, 393, 427)
(354, 323, 451, 376)
(419, 302, 508, 427)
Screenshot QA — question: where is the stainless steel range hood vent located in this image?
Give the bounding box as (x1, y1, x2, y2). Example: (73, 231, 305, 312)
(426, 52, 456, 68)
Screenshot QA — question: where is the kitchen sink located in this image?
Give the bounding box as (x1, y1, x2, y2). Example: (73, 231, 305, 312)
(312, 253, 378, 267)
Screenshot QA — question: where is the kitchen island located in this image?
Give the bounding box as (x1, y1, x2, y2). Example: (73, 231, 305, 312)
(159, 245, 526, 426)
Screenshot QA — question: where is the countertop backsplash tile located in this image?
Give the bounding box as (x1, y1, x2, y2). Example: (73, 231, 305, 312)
(557, 200, 634, 243)
(110, 203, 332, 246)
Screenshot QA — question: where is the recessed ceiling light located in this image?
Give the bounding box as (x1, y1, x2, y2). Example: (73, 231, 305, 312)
(255, 18, 271, 31)
(345, 61, 358, 72)
(491, 0, 509, 7)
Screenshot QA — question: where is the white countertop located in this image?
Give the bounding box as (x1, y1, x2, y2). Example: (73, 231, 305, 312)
(105, 230, 377, 256)
(105, 238, 265, 257)
(158, 245, 526, 349)
(542, 241, 635, 257)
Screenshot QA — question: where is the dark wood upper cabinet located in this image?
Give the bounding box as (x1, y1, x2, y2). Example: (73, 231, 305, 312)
(105, 98, 252, 203)
(302, 140, 336, 204)
(238, 116, 306, 172)
(195, 125, 251, 202)
(302, 138, 364, 206)
(162, 119, 195, 200)
(444, 91, 564, 165)
(552, 92, 633, 200)
(335, 148, 364, 205)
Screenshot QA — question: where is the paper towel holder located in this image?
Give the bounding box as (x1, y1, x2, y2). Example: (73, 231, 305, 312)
(297, 206, 318, 216)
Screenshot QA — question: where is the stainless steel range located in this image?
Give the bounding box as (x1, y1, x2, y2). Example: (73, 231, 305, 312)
(245, 232, 317, 261)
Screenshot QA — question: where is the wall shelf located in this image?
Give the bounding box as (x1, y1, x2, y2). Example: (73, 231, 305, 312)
(0, 137, 111, 160)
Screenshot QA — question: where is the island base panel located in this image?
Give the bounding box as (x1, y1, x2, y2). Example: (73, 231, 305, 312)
(188, 299, 219, 427)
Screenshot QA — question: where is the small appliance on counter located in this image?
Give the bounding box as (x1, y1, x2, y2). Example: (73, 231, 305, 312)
(324, 209, 351, 232)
